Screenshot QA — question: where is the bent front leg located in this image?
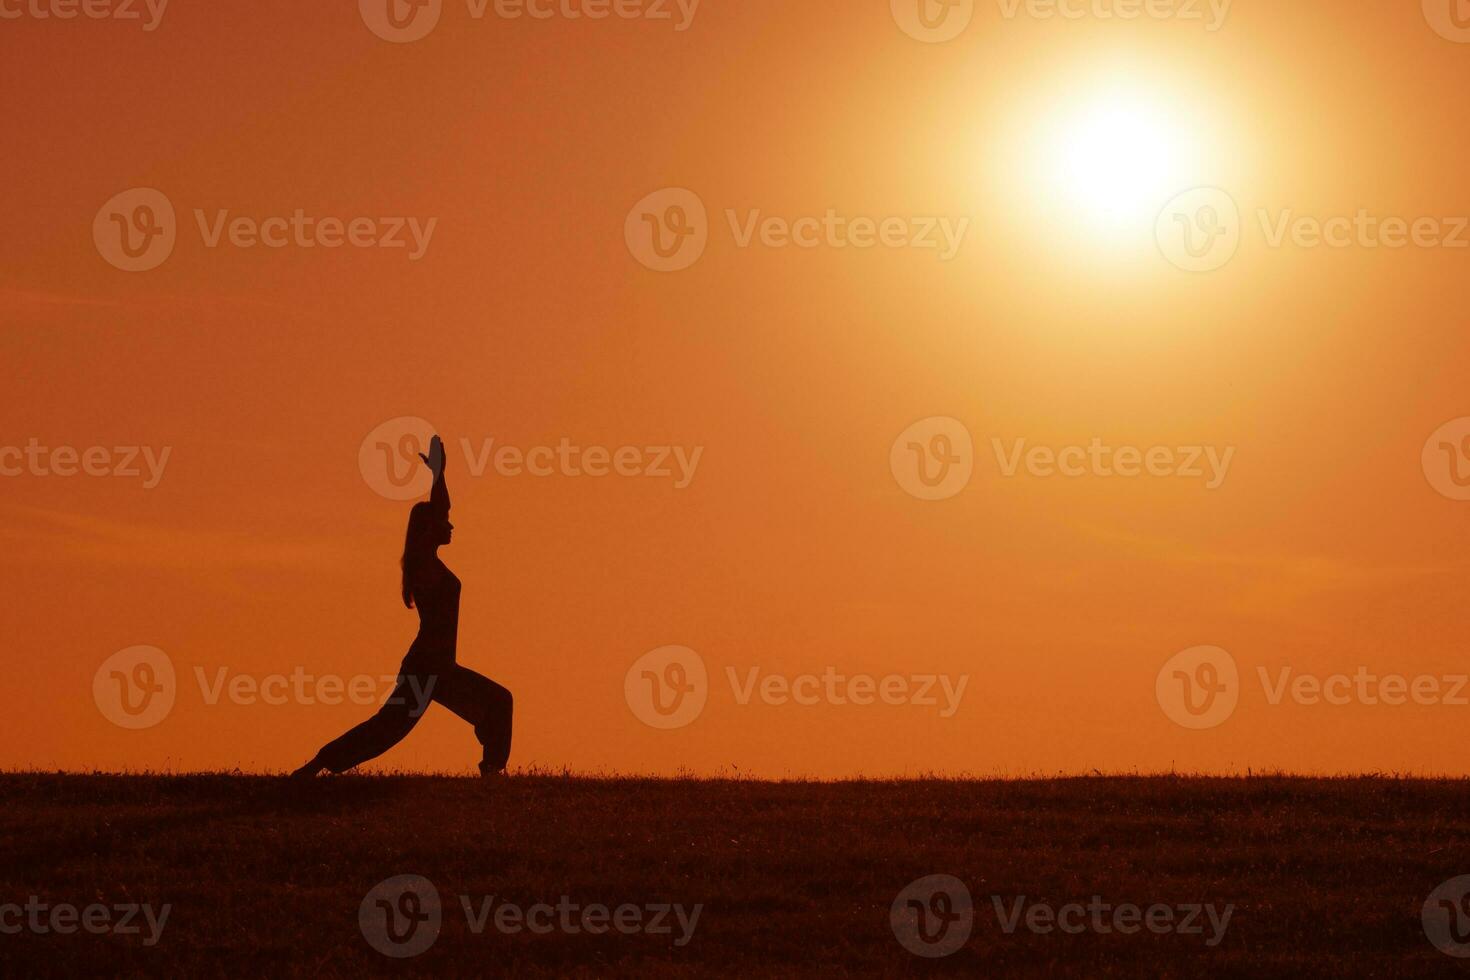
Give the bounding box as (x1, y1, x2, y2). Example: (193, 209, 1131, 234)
(434, 666, 513, 772)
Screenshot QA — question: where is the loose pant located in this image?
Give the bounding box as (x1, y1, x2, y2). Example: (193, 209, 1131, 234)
(314, 662, 513, 773)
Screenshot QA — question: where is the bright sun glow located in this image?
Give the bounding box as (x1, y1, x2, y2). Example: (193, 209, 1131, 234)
(1040, 89, 1192, 230)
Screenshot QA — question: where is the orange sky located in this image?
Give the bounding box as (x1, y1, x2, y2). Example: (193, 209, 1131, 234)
(5, 0, 1470, 776)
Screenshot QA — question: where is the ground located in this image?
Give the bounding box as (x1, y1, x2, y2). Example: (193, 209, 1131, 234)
(1, 773, 1468, 976)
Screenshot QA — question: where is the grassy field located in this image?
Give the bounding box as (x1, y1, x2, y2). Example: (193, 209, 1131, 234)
(2, 773, 1469, 976)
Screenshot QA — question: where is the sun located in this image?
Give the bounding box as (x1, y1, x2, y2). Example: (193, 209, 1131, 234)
(1051, 101, 1179, 220)
(1036, 86, 1196, 232)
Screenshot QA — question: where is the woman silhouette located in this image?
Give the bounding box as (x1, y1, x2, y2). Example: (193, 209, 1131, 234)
(292, 434, 512, 778)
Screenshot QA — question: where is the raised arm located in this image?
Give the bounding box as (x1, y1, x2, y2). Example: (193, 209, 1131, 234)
(418, 434, 450, 515)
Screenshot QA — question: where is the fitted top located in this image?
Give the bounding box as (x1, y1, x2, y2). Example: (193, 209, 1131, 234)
(411, 560, 461, 653)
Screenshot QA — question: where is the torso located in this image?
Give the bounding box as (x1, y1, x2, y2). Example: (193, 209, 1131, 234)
(410, 559, 460, 659)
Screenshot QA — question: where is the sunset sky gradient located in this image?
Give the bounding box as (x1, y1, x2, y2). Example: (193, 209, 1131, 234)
(4, 0, 1470, 776)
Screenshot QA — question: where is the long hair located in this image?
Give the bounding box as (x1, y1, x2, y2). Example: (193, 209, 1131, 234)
(400, 502, 439, 608)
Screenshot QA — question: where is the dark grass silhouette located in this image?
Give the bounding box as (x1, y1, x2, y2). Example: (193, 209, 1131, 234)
(3, 773, 1470, 976)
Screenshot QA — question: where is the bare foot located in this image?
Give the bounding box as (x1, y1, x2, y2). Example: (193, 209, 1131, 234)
(290, 758, 325, 780)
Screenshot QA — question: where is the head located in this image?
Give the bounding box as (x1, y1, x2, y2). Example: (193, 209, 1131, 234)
(400, 502, 453, 608)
